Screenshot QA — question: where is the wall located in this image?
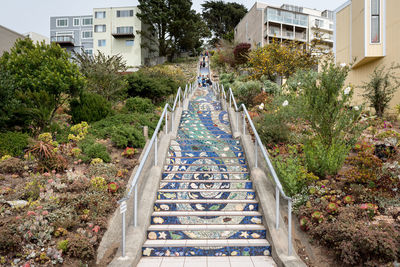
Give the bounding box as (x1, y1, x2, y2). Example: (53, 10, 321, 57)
(0, 25, 24, 55)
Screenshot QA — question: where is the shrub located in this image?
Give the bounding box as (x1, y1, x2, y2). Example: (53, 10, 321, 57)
(110, 125, 145, 148)
(344, 151, 383, 184)
(260, 76, 281, 95)
(0, 131, 30, 157)
(219, 72, 236, 90)
(0, 219, 22, 252)
(28, 141, 67, 172)
(304, 137, 349, 177)
(67, 234, 95, 260)
(0, 157, 24, 174)
(69, 92, 112, 124)
(233, 43, 251, 65)
(362, 64, 400, 117)
(57, 239, 69, 253)
(232, 80, 262, 107)
(124, 97, 155, 113)
(78, 137, 111, 163)
(256, 112, 291, 145)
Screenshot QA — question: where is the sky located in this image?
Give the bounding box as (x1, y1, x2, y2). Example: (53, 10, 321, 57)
(0, 0, 348, 38)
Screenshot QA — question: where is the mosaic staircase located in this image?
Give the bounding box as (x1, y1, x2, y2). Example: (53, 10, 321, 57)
(141, 86, 272, 258)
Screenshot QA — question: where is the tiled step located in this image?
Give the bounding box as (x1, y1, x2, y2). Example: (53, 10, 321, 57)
(150, 211, 262, 225)
(177, 133, 233, 139)
(163, 164, 248, 172)
(157, 189, 256, 200)
(178, 129, 232, 135)
(168, 151, 244, 157)
(147, 225, 266, 239)
(159, 180, 253, 190)
(154, 201, 258, 211)
(161, 172, 250, 180)
(166, 158, 246, 165)
(174, 139, 240, 145)
(178, 126, 232, 133)
(142, 239, 271, 257)
(168, 144, 243, 152)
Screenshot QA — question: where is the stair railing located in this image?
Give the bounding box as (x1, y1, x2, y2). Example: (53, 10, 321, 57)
(214, 83, 293, 256)
(118, 82, 195, 257)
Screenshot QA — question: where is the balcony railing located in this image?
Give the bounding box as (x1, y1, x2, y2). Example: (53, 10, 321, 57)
(51, 36, 74, 46)
(112, 27, 134, 38)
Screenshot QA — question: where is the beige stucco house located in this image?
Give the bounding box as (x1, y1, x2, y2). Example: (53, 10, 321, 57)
(335, 0, 400, 110)
(0, 25, 24, 55)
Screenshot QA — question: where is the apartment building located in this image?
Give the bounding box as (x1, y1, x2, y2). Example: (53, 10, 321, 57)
(335, 0, 400, 110)
(234, 2, 334, 51)
(93, 6, 150, 68)
(0, 25, 24, 55)
(50, 15, 94, 55)
(25, 32, 49, 44)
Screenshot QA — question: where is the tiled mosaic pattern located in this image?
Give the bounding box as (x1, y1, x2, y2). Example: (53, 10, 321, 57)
(142, 85, 271, 258)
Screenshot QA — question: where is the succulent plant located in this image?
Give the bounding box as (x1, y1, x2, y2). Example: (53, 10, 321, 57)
(326, 202, 339, 214)
(311, 211, 324, 223)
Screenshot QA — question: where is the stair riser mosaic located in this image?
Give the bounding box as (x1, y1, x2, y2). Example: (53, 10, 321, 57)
(151, 215, 262, 225)
(146, 229, 266, 240)
(163, 165, 248, 172)
(159, 181, 253, 190)
(154, 202, 258, 211)
(166, 158, 246, 165)
(169, 145, 243, 152)
(161, 173, 250, 180)
(175, 139, 241, 145)
(142, 246, 271, 257)
(157, 191, 255, 200)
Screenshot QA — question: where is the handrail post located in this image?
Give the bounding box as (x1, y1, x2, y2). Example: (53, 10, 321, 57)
(121, 210, 126, 257)
(242, 112, 246, 134)
(288, 199, 293, 256)
(236, 111, 239, 132)
(172, 111, 175, 132)
(255, 140, 258, 168)
(275, 186, 280, 229)
(165, 111, 168, 133)
(178, 92, 181, 108)
(229, 93, 232, 108)
(134, 186, 138, 226)
(154, 136, 158, 166)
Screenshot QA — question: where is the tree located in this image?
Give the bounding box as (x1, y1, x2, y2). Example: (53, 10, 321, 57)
(361, 64, 400, 117)
(248, 40, 317, 81)
(0, 38, 84, 132)
(233, 43, 251, 65)
(138, 0, 210, 58)
(202, 1, 247, 44)
(74, 51, 128, 102)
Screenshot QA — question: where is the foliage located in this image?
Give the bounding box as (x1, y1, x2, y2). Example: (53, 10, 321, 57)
(138, 0, 210, 58)
(90, 113, 158, 148)
(233, 43, 251, 65)
(74, 51, 127, 102)
(201, 0, 247, 44)
(0, 157, 24, 174)
(361, 64, 400, 117)
(121, 147, 135, 158)
(304, 137, 350, 177)
(69, 92, 112, 124)
(67, 234, 95, 260)
(57, 239, 69, 253)
(219, 72, 236, 90)
(260, 76, 281, 95)
(17, 215, 54, 246)
(78, 137, 111, 163)
(248, 40, 317, 81)
(68, 122, 89, 142)
(0, 131, 30, 157)
(285, 69, 316, 93)
(298, 60, 365, 176)
(124, 97, 155, 113)
(0, 219, 22, 252)
(0, 39, 84, 131)
(28, 141, 67, 172)
(232, 80, 262, 107)
(0, 70, 20, 129)
(344, 151, 383, 184)
(90, 177, 107, 192)
(126, 70, 180, 104)
(273, 149, 318, 196)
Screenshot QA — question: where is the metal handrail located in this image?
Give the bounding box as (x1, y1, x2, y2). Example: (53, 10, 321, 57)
(118, 83, 195, 257)
(215, 83, 293, 256)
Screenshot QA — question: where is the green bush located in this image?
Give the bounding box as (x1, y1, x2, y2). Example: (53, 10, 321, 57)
(124, 97, 154, 113)
(69, 92, 112, 124)
(232, 80, 262, 107)
(89, 113, 158, 149)
(304, 137, 350, 177)
(255, 112, 291, 145)
(219, 72, 236, 90)
(0, 131, 30, 156)
(260, 76, 281, 95)
(78, 137, 111, 163)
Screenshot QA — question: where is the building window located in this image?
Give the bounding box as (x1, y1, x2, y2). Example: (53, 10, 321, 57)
(95, 11, 106, 19)
(117, 26, 134, 34)
(98, 40, 106, 47)
(371, 0, 380, 43)
(56, 18, 68, 27)
(82, 31, 93, 39)
(94, 25, 106, 33)
(84, 48, 93, 55)
(117, 10, 134, 17)
(315, 19, 324, 28)
(82, 18, 93, 25)
(126, 40, 134, 46)
(73, 18, 80, 26)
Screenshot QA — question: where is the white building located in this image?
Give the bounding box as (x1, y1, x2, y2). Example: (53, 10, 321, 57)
(93, 6, 153, 69)
(25, 32, 50, 45)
